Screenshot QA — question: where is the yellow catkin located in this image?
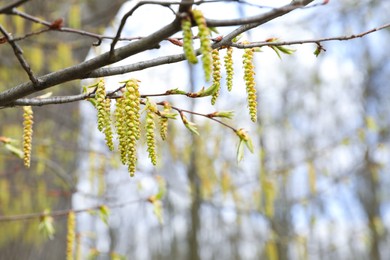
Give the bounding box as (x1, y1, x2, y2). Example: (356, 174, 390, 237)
(95, 80, 114, 151)
(103, 98, 114, 151)
(95, 80, 106, 132)
(159, 102, 171, 141)
(211, 49, 221, 105)
(114, 97, 127, 164)
(146, 111, 157, 165)
(192, 9, 212, 81)
(22, 106, 33, 168)
(66, 211, 76, 260)
(224, 47, 234, 91)
(114, 79, 141, 176)
(242, 47, 257, 122)
(181, 16, 198, 64)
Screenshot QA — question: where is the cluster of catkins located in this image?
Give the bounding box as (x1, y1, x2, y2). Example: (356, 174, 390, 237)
(180, 9, 257, 122)
(19, 9, 259, 175)
(94, 79, 172, 176)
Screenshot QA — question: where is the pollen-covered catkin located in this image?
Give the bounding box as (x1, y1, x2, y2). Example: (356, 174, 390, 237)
(66, 211, 76, 260)
(192, 9, 212, 81)
(103, 98, 114, 151)
(95, 80, 106, 132)
(181, 16, 198, 64)
(123, 79, 141, 176)
(114, 79, 141, 176)
(242, 48, 257, 122)
(114, 97, 127, 164)
(145, 110, 157, 166)
(211, 49, 221, 105)
(95, 80, 114, 150)
(159, 102, 171, 141)
(22, 106, 33, 168)
(224, 47, 234, 91)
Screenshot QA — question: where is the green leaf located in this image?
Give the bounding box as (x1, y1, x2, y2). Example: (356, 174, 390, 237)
(236, 139, 245, 163)
(98, 205, 110, 225)
(212, 111, 234, 119)
(184, 121, 199, 135)
(276, 45, 295, 55)
(196, 83, 219, 97)
(244, 136, 254, 153)
(235, 128, 254, 162)
(160, 112, 177, 119)
(38, 210, 55, 240)
(4, 143, 23, 159)
(314, 47, 321, 57)
(209, 27, 219, 34)
(182, 114, 199, 135)
(152, 200, 164, 224)
(270, 46, 282, 59)
(167, 88, 187, 95)
(232, 35, 242, 43)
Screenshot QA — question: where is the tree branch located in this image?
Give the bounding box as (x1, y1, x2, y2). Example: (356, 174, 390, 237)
(213, 0, 315, 47)
(0, 0, 28, 14)
(0, 198, 142, 222)
(0, 18, 182, 105)
(231, 22, 390, 48)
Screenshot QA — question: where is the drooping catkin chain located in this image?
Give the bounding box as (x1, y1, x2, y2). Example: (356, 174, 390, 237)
(123, 79, 141, 176)
(66, 211, 76, 260)
(145, 108, 157, 166)
(22, 106, 33, 168)
(242, 47, 257, 122)
(159, 102, 171, 141)
(192, 9, 212, 82)
(95, 80, 107, 132)
(103, 97, 114, 151)
(224, 47, 234, 91)
(211, 49, 222, 105)
(114, 97, 127, 165)
(95, 80, 114, 151)
(181, 16, 198, 64)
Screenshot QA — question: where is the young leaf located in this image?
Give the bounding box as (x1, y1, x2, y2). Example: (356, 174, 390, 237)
(236, 139, 245, 163)
(39, 210, 55, 240)
(152, 200, 164, 224)
(4, 143, 23, 159)
(98, 205, 110, 225)
(235, 128, 254, 162)
(181, 114, 199, 135)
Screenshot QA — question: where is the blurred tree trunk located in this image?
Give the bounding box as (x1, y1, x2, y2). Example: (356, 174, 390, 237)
(186, 63, 201, 260)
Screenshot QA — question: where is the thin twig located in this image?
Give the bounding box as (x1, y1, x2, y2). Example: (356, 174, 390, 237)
(231, 22, 390, 48)
(0, 198, 143, 222)
(0, 25, 39, 86)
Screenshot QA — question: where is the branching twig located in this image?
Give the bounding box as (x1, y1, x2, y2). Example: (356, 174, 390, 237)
(0, 0, 374, 106)
(231, 22, 390, 48)
(0, 24, 39, 86)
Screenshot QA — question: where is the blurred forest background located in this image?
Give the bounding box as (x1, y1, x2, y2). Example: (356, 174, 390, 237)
(0, 0, 389, 259)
